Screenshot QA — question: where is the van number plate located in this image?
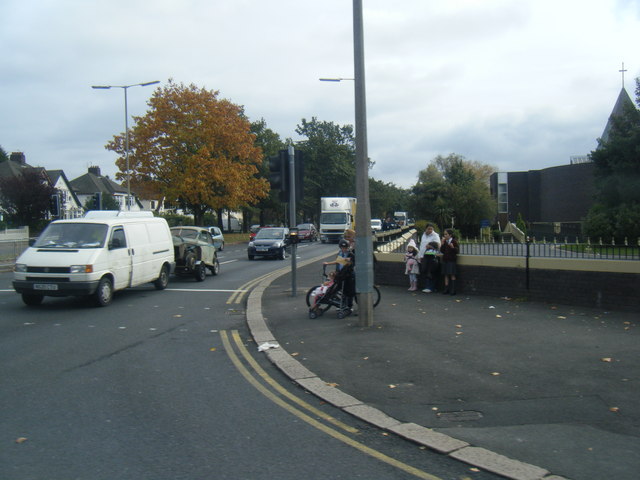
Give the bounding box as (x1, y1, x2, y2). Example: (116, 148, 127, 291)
(34, 284, 58, 291)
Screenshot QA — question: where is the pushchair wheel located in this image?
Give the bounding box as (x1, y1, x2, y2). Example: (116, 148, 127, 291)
(337, 310, 345, 319)
(309, 311, 318, 319)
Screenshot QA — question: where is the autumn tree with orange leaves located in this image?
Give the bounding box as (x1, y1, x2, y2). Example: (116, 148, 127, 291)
(106, 80, 269, 225)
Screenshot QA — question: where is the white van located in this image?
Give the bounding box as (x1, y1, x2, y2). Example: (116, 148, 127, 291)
(13, 211, 175, 307)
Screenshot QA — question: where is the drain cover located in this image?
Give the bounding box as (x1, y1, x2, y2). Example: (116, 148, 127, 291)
(437, 410, 483, 421)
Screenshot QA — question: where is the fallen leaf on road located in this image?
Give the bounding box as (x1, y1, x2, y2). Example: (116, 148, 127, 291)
(326, 382, 339, 387)
(456, 324, 462, 328)
(209, 348, 216, 352)
(609, 407, 620, 413)
(456, 332, 463, 335)
(490, 372, 501, 376)
(557, 316, 567, 319)
(496, 315, 502, 318)
(388, 384, 397, 388)
(601, 357, 613, 362)
(291, 352, 300, 357)
(15, 437, 27, 444)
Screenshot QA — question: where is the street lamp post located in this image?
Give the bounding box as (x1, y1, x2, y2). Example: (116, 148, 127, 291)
(92, 80, 160, 210)
(318, 0, 373, 327)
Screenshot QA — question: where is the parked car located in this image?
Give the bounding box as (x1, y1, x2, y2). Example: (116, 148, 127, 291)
(371, 219, 382, 232)
(170, 226, 220, 281)
(247, 227, 290, 260)
(296, 223, 318, 242)
(207, 226, 225, 251)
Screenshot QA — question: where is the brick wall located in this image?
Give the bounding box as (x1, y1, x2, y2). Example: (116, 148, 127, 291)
(374, 253, 640, 312)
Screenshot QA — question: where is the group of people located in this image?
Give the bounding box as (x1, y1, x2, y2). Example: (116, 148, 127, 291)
(405, 224, 459, 295)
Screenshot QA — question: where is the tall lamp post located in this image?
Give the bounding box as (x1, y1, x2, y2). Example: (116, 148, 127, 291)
(318, 0, 373, 327)
(92, 80, 160, 209)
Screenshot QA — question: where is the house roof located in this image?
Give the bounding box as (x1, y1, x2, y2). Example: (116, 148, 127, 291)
(46, 169, 83, 207)
(70, 171, 127, 195)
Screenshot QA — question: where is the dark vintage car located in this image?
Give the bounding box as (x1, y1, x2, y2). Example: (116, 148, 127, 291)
(170, 226, 220, 281)
(295, 223, 318, 242)
(247, 227, 290, 260)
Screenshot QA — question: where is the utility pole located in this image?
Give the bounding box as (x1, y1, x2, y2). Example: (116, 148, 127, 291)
(353, 0, 374, 326)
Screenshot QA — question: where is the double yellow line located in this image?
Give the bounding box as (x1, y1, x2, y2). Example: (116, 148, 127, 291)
(220, 329, 442, 480)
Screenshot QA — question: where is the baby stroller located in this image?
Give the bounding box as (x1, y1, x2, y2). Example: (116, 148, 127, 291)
(306, 264, 354, 319)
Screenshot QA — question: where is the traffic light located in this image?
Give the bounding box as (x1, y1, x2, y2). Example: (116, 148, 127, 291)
(49, 194, 60, 217)
(268, 149, 289, 202)
(93, 192, 102, 210)
(268, 149, 304, 203)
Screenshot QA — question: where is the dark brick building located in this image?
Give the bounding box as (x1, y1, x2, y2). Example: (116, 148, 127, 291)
(490, 87, 635, 238)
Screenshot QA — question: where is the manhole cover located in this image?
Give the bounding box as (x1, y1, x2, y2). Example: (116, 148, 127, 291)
(437, 410, 483, 422)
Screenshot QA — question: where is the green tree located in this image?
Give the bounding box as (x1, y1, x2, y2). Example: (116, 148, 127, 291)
(295, 117, 356, 222)
(586, 78, 640, 240)
(0, 146, 8, 162)
(411, 154, 495, 235)
(369, 178, 409, 220)
(105, 80, 269, 225)
(0, 169, 56, 230)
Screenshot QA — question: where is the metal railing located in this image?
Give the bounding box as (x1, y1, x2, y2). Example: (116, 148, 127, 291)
(0, 239, 29, 266)
(375, 236, 640, 261)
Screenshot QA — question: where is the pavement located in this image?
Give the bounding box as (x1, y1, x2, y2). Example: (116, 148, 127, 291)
(249, 253, 640, 480)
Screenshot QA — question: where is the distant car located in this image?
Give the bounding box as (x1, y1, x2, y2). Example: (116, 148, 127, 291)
(207, 226, 225, 251)
(371, 219, 382, 232)
(296, 223, 318, 242)
(248, 227, 290, 260)
(170, 226, 220, 281)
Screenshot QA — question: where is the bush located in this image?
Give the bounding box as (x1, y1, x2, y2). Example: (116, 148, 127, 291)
(614, 203, 640, 240)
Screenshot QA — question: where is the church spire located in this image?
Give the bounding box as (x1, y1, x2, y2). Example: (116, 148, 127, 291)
(619, 62, 627, 89)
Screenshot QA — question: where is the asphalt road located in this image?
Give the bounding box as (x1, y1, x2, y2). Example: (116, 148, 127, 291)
(0, 241, 502, 480)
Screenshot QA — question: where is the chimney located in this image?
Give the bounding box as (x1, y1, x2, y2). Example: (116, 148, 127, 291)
(10, 152, 26, 164)
(88, 166, 101, 176)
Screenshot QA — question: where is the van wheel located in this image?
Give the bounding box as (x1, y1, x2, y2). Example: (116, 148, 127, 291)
(279, 248, 286, 260)
(209, 259, 220, 276)
(194, 262, 207, 282)
(94, 277, 113, 307)
(22, 293, 44, 306)
(154, 264, 170, 290)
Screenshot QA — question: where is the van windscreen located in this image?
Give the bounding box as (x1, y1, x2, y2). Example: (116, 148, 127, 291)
(34, 223, 108, 249)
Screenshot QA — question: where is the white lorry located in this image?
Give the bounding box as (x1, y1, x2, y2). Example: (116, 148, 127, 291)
(13, 211, 175, 307)
(394, 211, 408, 226)
(319, 197, 356, 243)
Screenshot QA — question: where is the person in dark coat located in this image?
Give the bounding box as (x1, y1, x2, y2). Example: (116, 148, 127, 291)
(440, 228, 459, 295)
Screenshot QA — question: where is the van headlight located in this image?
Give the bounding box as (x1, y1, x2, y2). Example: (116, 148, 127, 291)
(70, 265, 93, 273)
(14, 263, 27, 273)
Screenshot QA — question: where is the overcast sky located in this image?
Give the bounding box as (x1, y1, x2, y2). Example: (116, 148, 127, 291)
(2, 0, 639, 189)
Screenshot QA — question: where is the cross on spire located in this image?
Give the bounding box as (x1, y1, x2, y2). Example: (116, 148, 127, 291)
(619, 62, 627, 88)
